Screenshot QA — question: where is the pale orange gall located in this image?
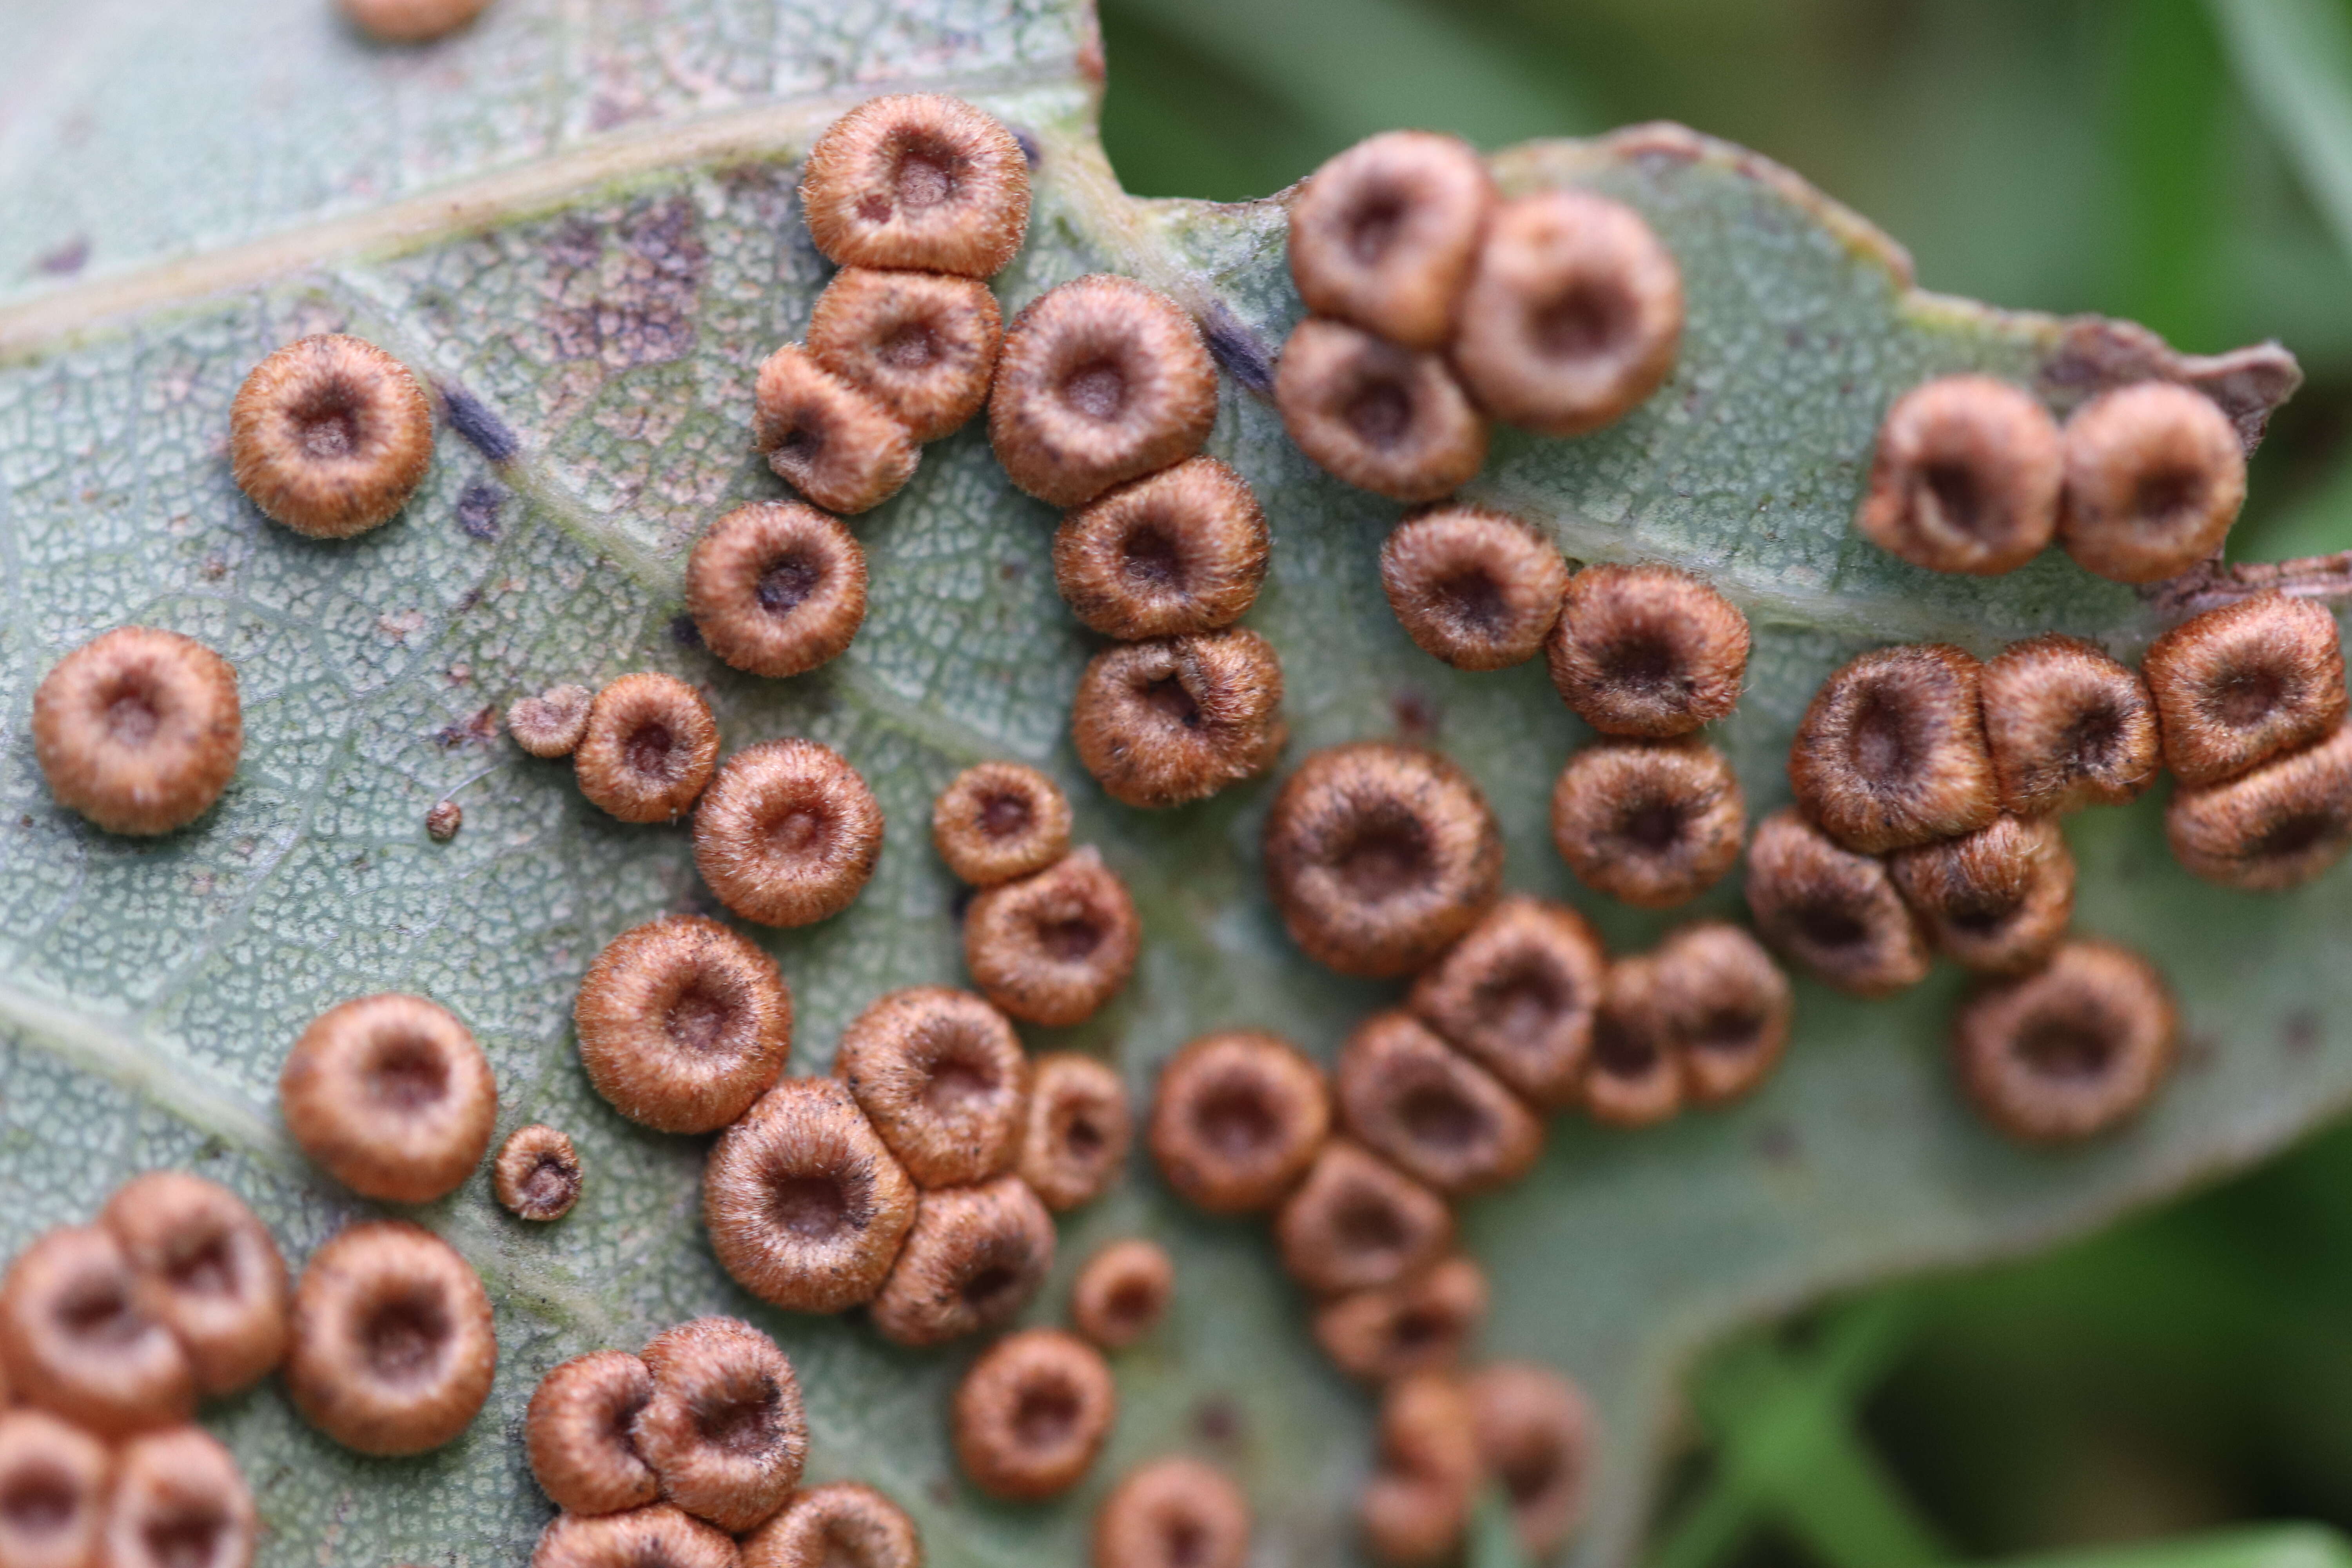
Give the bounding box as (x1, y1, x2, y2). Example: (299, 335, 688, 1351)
(229, 334, 433, 537)
(1453, 190, 1682, 437)
(0, 1225, 194, 1439)
(989, 275, 1220, 508)
(962, 846, 1142, 1026)
(1952, 938, 2176, 1142)
(932, 760, 1073, 887)
(1274, 318, 1487, 502)
(686, 503, 867, 680)
(1017, 1051, 1134, 1212)
(1091, 1456, 1252, 1568)
(99, 1425, 257, 1568)
(1466, 1363, 1595, 1559)
(1054, 457, 1271, 640)
(573, 915, 792, 1134)
(868, 1175, 1056, 1347)
(1334, 1011, 1541, 1197)
(573, 673, 720, 824)
(1275, 1140, 1454, 1299)
(0, 1408, 110, 1568)
(701, 1078, 919, 1314)
(1744, 808, 1931, 997)
(32, 626, 241, 836)
(2059, 381, 2246, 584)
(693, 739, 885, 927)
(807, 267, 1004, 443)
(1788, 643, 1998, 853)
(1070, 1238, 1174, 1350)
(525, 1351, 659, 1516)
(285, 1220, 496, 1456)
(2142, 590, 2347, 786)
(1980, 634, 2160, 815)
(799, 95, 1031, 278)
(1313, 1254, 1488, 1383)
(532, 1504, 737, 1568)
(508, 684, 594, 759)
(1406, 895, 1605, 1111)
(278, 993, 496, 1203)
(834, 986, 1029, 1189)
(1262, 742, 1504, 979)
(1359, 1373, 1478, 1568)
(951, 1328, 1116, 1501)
(741, 1481, 922, 1568)
(635, 1316, 808, 1534)
(100, 1170, 289, 1397)
(1288, 130, 1495, 350)
(1148, 1031, 1330, 1214)
(1545, 563, 1748, 738)
(752, 345, 920, 516)
(1853, 376, 2063, 575)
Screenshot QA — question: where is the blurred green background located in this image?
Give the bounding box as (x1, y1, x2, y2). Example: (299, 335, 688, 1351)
(1092, 2, 2352, 1564)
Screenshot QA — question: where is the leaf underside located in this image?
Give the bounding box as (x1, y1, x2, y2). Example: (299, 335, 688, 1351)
(0, 4, 2337, 1566)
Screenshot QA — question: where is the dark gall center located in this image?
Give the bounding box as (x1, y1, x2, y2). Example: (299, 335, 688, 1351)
(695, 1378, 782, 1457)
(664, 979, 742, 1055)
(2210, 664, 2287, 730)
(143, 1509, 228, 1568)
(361, 1290, 450, 1383)
(1398, 1084, 1484, 1151)
(1194, 1085, 1277, 1157)
(756, 555, 821, 617)
(1118, 520, 1185, 590)
(877, 321, 941, 371)
(0, 1467, 77, 1532)
(1330, 813, 1434, 903)
(1343, 379, 1413, 446)
(1062, 360, 1128, 421)
(767, 1174, 850, 1241)
(977, 790, 1032, 839)
(2014, 1012, 2117, 1081)
(365, 1036, 449, 1112)
(1473, 961, 1568, 1043)
(1918, 458, 1987, 539)
(1534, 283, 1632, 361)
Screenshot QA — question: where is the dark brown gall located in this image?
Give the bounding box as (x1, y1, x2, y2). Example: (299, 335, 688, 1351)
(1550, 737, 1744, 907)
(574, 915, 791, 1134)
(1054, 457, 1270, 640)
(2167, 721, 2352, 890)
(1621, 921, 1791, 1108)
(1853, 376, 2063, 575)
(33, 627, 241, 835)
(1953, 938, 2177, 1142)
(1289, 130, 1495, 350)
(1581, 965, 1685, 1130)
(1744, 808, 1931, 997)
(1889, 814, 2075, 974)
(574, 674, 720, 824)
(2142, 591, 2347, 786)
(2059, 381, 2246, 584)
(1545, 564, 1748, 737)
(742, 1482, 922, 1568)
(951, 1328, 1116, 1501)
(687, 503, 867, 679)
(808, 268, 1004, 443)
(1408, 895, 1604, 1111)
(1335, 1011, 1542, 1197)
(963, 846, 1142, 1026)
(1274, 318, 1487, 503)
(1313, 1254, 1488, 1383)
(1070, 630, 1286, 809)
(229, 334, 433, 537)
(800, 95, 1031, 278)
(1466, 1363, 1595, 1559)
(694, 739, 885, 927)
(1788, 643, 1998, 853)
(1148, 1031, 1331, 1214)
(1380, 506, 1569, 671)
(869, 1176, 1056, 1347)
(495, 1125, 584, 1221)
(1980, 634, 2160, 815)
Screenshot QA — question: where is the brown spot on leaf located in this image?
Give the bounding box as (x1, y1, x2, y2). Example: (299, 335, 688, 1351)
(543, 197, 709, 370)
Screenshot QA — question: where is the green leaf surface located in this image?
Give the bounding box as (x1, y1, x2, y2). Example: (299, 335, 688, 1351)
(0, 5, 2337, 1567)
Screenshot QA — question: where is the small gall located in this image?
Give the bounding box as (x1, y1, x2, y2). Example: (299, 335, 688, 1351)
(100, 1171, 289, 1397)
(694, 739, 885, 927)
(286, 1220, 497, 1455)
(1549, 736, 1745, 908)
(494, 1124, 584, 1221)
(2142, 591, 2347, 786)
(799, 95, 1032, 278)
(2168, 720, 2352, 890)
(1070, 630, 1287, 809)
(835, 986, 1029, 1188)
(1406, 895, 1605, 1111)
(573, 673, 720, 824)
(1380, 506, 1569, 671)
(1466, 1363, 1595, 1559)
(33, 626, 241, 836)
(0, 1225, 194, 1438)
(1314, 1254, 1488, 1384)
(279, 992, 496, 1203)
(1788, 643, 1998, 853)
(99, 1425, 257, 1568)
(1149, 1030, 1331, 1215)
(339, 0, 492, 44)
(1582, 965, 1686, 1129)
(989, 274, 1220, 508)
(1093, 1457, 1251, 1568)
(1273, 318, 1487, 502)
(752, 345, 920, 515)
(1335, 1011, 1542, 1197)
(808, 267, 1004, 443)
(533, 1505, 737, 1568)
(1454, 189, 1683, 436)
(635, 1316, 808, 1534)
(1545, 563, 1748, 737)
(701, 1078, 919, 1313)
(1275, 1139, 1454, 1299)
(1360, 1373, 1479, 1568)
(229, 334, 434, 537)
(2059, 381, 2246, 584)
(686, 503, 867, 679)
(932, 760, 1073, 887)
(526, 1351, 659, 1516)
(1952, 938, 2177, 1142)
(1017, 1051, 1134, 1212)
(1853, 376, 2063, 575)
(869, 1175, 1056, 1347)
(1889, 814, 2075, 975)
(963, 845, 1142, 1026)
(1054, 457, 1271, 640)
(425, 799, 462, 842)
(1744, 808, 1931, 997)
(1071, 1237, 1174, 1349)
(741, 1482, 923, 1568)
(510, 683, 595, 759)
(0, 1408, 110, 1568)
(1980, 634, 2160, 815)
(951, 1328, 1117, 1501)
(1611, 922, 1793, 1109)
(575, 915, 792, 1134)
(1262, 742, 1504, 979)
(1288, 130, 1495, 350)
